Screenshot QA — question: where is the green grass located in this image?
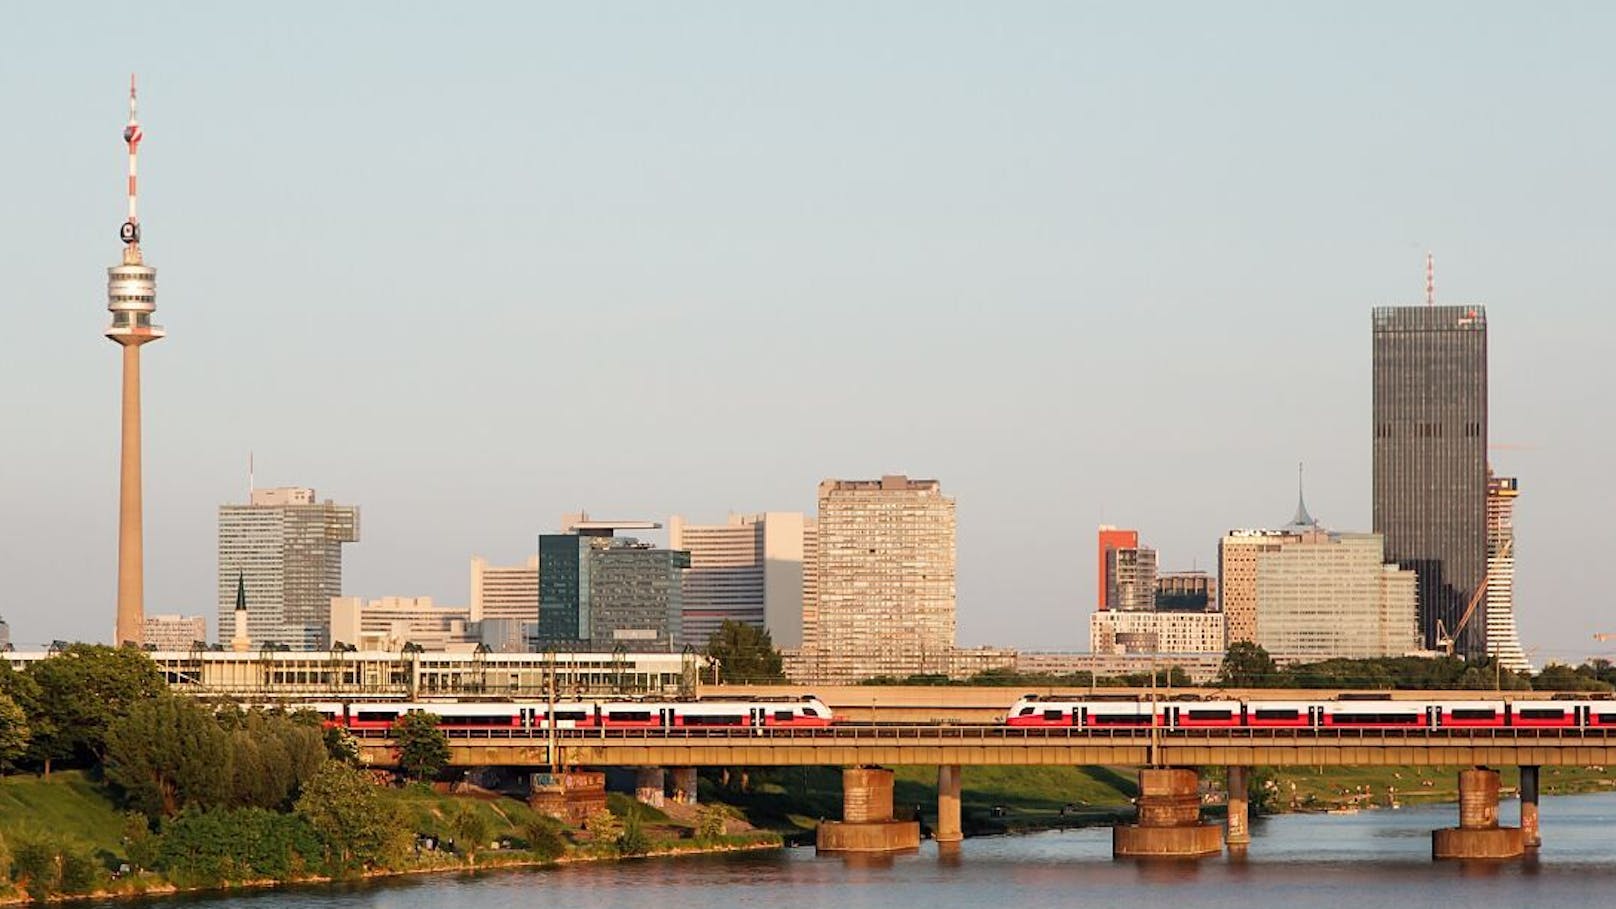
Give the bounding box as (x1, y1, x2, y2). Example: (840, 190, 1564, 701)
(0, 771, 130, 858)
(1263, 764, 1616, 811)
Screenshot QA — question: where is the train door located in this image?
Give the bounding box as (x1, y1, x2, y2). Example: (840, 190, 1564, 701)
(1308, 706, 1321, 728)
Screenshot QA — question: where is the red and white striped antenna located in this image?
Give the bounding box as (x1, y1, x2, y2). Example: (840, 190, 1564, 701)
(1425, 251, 1434, 306)
(121, 73, 144, 254)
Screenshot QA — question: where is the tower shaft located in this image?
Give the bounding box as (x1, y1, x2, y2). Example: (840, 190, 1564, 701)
(115, 343, 147, 646)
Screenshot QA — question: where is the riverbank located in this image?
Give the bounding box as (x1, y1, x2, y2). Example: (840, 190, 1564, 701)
(0, 773, 780, 905)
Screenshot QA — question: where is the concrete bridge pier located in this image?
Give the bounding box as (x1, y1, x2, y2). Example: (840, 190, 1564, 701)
(1520, 765, 1540, 849)
(1113, 768, 1223, 859)
(670, 767, 699, 805)
(936, 765, 963, 843)
(1225, 766, 1250, 853)
(1432, 768, 1524, 859)
(816, 767, 921, 853)
(634, 767, 666, 809)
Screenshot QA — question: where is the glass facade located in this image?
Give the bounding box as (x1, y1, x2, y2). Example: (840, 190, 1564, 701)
(1371, 305, 1488, 655)
(537, 534, 586, 645)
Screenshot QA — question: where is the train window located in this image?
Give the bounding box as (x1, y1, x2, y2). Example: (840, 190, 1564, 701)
(775, 710, 796, 721)
(1450, 709, 1496, 720)
(1333, 713, 1420, 724)
(441, 714, 515, 726)
(1254, 709, 1300, 721)
(355, 711, 399, 723)
(553, 711, 588, 721)
(1017, 707, 1036, 716)
(609, 711, 653, 722)
(1088, 714, 1149, 725)
(1597, 714, 1616, 723)
(802, 707, 823, 717)
(1186, 710, 1232, 721)
(1044, 710, 1065, 721)
(1517, 709, 1565, 720)
(682, 714, 746, 725)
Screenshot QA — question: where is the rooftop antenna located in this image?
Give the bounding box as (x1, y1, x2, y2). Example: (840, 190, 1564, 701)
(1425, 251, 1435, 306)
(248, 451, 255, 501)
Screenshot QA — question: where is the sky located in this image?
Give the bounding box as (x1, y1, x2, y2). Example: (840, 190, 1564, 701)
(1, 3, 1613, 663)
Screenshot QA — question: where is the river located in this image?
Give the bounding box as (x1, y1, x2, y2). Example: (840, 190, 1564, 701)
(112, 793, 1616, 909)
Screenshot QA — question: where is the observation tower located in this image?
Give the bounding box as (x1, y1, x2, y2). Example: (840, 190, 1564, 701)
(107, 75, 164, 647)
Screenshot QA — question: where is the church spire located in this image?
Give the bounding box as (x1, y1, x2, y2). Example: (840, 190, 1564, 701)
(1288, 462, 1318, 529)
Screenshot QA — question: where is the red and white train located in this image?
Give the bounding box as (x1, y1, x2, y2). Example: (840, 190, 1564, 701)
(1005, 695, 1616, 730)
(304, 695, 834, 733)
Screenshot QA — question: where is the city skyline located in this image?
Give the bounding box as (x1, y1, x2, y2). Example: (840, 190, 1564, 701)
(2, 7, 1614, 663)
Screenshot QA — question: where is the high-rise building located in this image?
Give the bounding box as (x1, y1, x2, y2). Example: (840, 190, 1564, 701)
(813, 476, 956, 682)
(1105, 543, 1157, 612)
(668, 512, 816, 648)
(217, 487, 360, 649)
(1253, 530, 1420, 661)
(536, 516, 687, 652)
(1096, 527, 1139, 610)
(1155, 571, 1218, 611)
(1091, 610, 1225, 655)
(141, 614, 207, 651)
(1485, 474, 1531, 672)
(107, 77, 164, 647)
(1219, 530, 1298, 646)
(470, 555, 539, 623)
(329, 596, 474, 652)
(1372, 303, 1489, 655)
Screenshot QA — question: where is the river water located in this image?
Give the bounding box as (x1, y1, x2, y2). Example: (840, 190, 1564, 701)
(116, 793, 1616, 909)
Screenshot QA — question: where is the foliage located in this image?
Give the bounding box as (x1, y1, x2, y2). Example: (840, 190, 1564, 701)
(616, 806, 649, 856)
(104, 694, 231, 818)
(1247, 768, 1279, 817)
(519, 816, 567, 861)
(0, 690, 28, 771)
(705, 621, 786, 684)
(157, 808, 322, 886)
(1534, 662, 1615, 693)
(448, 804, 493, 865)
(1218, 642, 1281, 687)
(695, 804, 729, 842)
(323, 725, 362, 765)
(393, 712, 450, 782)
(0, 831, 10, 883)
(122, 812, 162, 872)
(294, 762, 409, 873)
(23, 644, 165, 772)
(9, 834, 100, 900)
(583, 808, 623, 845)
(228, 710, 328, 810)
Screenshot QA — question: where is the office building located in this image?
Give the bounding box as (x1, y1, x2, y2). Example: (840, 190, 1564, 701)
(537, 515, 687, 652)
(1372, 304, 1489, 655)
(1098, 527, 1157, 612)
(668, 512, 816, 648)
(1485, 475, 1531, 672)
(1253, 530, 1420, 661)
(813, 476, 956, 682)
(218, 487, 360, 649)
(329, 596, 474, 652)
(1219, 530, 1298, 647)
(142, 614, 206, 651)
(1090, 610, 1226, 655)
(1096, 527, 1139, 609)
(470, 555, 540, 623)
(1156, 571, 1217, 611)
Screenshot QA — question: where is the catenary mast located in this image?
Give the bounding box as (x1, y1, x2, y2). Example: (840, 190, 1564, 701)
(107, 74, 164, 646)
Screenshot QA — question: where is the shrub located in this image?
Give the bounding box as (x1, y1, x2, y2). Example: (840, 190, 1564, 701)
(519, 817, 567, 862)
(695, 804, 729, 842)
(617, 807, 649, 856)
(448, 804, 493, 865)
(10, 834, 101, 900)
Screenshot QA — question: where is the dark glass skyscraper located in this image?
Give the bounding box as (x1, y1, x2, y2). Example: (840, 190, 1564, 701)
(1371, 305, 1488, 656)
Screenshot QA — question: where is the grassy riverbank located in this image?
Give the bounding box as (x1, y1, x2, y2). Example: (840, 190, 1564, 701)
(0, 773, 779, 904)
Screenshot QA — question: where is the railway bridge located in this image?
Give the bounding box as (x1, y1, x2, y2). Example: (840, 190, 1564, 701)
(355, 725, 1614, 861)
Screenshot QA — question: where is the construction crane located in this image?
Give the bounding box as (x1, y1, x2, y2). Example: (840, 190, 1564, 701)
(1595, 633, 1615, 642)
(1435, 539, 1511, 657)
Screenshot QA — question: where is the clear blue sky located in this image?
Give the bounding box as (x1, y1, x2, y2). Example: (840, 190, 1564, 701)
(2, 3, 1612, 662)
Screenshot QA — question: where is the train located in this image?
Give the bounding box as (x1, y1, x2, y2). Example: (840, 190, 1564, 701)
(300, 695, 835, 732)
(1005, 695, 1616, 731)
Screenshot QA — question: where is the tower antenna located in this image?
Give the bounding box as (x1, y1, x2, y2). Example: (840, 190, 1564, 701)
(249, 452, 255, 501)
(1425, 251, 1435, 306)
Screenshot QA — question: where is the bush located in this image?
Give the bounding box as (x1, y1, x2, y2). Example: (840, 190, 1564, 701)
(10, 834, 102, 900)
(123, 812, 162, 872)
(448, 804, 493, 865)
(158, 808, 322, 886)
(583, 808, 622, 845)
(617, 807, 649, 856)
(519, 817, 567, 862)
(696, 805, 729, 842)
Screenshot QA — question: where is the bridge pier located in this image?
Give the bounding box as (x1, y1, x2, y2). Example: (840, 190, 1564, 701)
(1225, 766, 1250, 852)
(670, 767, 699, 805)
(634, 767, 666, 809)
(1432, 768, 1523, 859)
(936, 765, 963, 843)
(1113, 768, 1222, 859)
(816, 767, 921, 853)
(1520, 765, 1540, 849)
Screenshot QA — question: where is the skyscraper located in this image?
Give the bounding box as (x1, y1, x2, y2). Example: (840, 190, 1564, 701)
(1485, 474, 1531, 672)
(814, 476, 956, 682)
(1372, 304, 1489, 654)
(470, 555, 540, 623)
(536, 516, 687, 652)
(217, 487, 360, 649)
(107, 76, 164, 647)
(668, 512, 816, 648)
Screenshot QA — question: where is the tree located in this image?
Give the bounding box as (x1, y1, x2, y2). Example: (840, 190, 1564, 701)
(616, 806, 649, 856)
(583, 808, 622, 845)
(323, 724, 362, 765)
(0, 689, 28, 771)
(394, 712, 450, 782)
(25, 644, 165, 773)
(1217, 642, 1280, 688)
(448, 804, 493, 865)
(695, 804, 729, 842)
(519, 816, 567, 861)
(227, 710, 328, 810)
(122, 812, 162, 873)
(1535, 663, 1614, 693)
(103, 694, 232, 818)
(295, 762, 408, 873)
(705, 621, 786, 684)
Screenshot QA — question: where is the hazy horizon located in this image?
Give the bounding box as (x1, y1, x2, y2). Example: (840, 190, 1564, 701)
(2, 4, 1613, 665)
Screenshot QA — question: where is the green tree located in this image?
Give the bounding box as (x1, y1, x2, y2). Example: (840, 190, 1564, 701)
(122, 812, 162, 873)
(228, 710, 328, 810)
(1217, 642, 1281, 688)
(10, 835, 100, 900)
(323, 724, 361, 765)
(0, 689, 28, 771)
(616, 806, 649, 856)
(394, 712, 450, 782)
(104, 694, 232, 817)
(519, 816, 567, 861)
(705, 620, 786, 684)
(294, 762, 409, 873)
(448, 804, 493, 865)
(156, 808, 322, 886)
(583, 808, 623, 845)
(25, 644, 165, 773)
(695, 804, 729, 842)
(1535, 663, 1614, 693)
